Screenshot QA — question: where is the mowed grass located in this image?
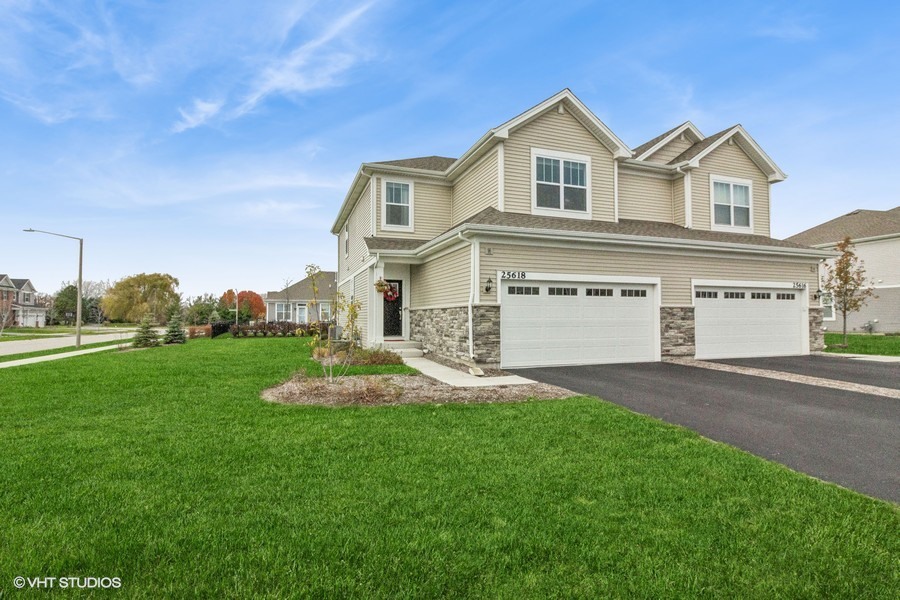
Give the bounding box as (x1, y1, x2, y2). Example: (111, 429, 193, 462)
(825, 332, 900, 355)
(0, 339, 896, 598)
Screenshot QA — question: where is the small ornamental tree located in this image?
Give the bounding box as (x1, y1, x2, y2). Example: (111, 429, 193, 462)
(163, 311, 187, 344)
(132, 315, 161, 348)
(823, 236, 877, 347)
(305, 263, 360, 382)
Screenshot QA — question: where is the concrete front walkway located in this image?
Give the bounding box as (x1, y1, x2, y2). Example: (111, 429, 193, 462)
(403, 357, 534, 387)
(0, 345, 122, 369)
(0, 331, 136, 356)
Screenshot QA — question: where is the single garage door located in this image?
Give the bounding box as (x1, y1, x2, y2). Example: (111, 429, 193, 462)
(694, 286, 805, 360)
(500, 280, 657, 368)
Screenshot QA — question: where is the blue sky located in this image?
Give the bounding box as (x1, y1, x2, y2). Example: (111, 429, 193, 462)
(3, 0, 899, 298)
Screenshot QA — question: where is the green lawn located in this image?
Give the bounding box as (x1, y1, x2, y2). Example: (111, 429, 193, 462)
(1, 339, 896, 597)
(0, 334, 66, 342)
(825, 332, 900, 356)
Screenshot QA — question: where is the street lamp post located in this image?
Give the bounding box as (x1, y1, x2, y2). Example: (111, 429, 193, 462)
(24, 229, 84, 349)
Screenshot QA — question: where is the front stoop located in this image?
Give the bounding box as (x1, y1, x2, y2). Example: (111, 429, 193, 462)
(380, 340, 424, 358)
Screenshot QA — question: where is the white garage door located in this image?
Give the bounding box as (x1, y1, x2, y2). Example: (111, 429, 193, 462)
(694, 286, 805, 360)
(500, 280, 657, 368)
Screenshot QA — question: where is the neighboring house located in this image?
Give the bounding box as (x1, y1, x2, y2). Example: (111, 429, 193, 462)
(0, 275, 48, 328)
(330, 89, 833, 368)
(787, 207, 900, 333)
(264, 272, 337, 323)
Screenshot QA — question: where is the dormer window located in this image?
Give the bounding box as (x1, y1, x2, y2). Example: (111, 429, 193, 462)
(382, 179, 414, 231)
(710, 175, 753, 232)
(531, 148, 591, 219)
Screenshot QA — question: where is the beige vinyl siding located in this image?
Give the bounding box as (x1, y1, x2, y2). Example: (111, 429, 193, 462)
(353, 271, 369, 346)
(452, 147, 498, 225)
(645, 137, 693, 164)
(504, 108, 615, 221)
(374, 176, 452, 240)
(691, 144, 770, 236)
(478, 243, 817, 306)
(341, 180, 372, 279)
(673, 177, 685, 226)
(338, 279, 355, 338)
(618, 170, 673, 222)
(410, 245, 470, 308)
(852, 238, 900, 283)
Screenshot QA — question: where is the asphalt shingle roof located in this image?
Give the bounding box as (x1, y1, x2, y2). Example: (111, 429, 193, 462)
(786, 207, 900, 246)
(667, 126, 737, 165)
(369, 156, 457, 172)
(364, 238, 427, 252)
(631, 122, 687, 158)
(266, 271, 337, 301)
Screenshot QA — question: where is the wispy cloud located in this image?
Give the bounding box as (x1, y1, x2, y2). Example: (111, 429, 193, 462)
(756, 21, 818, 42)
(234, 1, 374, 117)
(172, 98, 224, 133)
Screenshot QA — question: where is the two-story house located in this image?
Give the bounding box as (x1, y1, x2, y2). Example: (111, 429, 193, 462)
(0, 275, 47, 328)
(788, 207, 900, 333)
(331, 90, 832, 369)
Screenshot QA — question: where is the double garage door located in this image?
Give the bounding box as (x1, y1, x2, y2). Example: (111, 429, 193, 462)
(694, 285, 805, 360)
(500, 279, 658, 368)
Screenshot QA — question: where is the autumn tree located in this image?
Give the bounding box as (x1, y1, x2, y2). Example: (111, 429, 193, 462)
(102, 273, 181, 324)
(219, 290, 265, 324)
(823, 237, 877, 347)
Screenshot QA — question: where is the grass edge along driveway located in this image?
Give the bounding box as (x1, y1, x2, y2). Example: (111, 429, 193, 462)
(1, 338, 897, 598)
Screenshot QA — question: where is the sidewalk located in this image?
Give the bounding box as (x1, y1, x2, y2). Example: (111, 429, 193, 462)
(403, 357, 534, 387)
(0, 345, 122, 369)
(0, 331, 136, 356)
(822, 352, 900, 363)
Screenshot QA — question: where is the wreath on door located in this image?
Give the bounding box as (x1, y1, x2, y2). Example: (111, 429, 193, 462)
(383, 284, 399, 302)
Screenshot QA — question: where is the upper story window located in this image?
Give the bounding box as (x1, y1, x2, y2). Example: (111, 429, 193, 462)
(531, 148, 591, 220)
(23, 292, 32, 304)
(711, 175, 752, 232)
(344, 223, 350, 257)
(382, 180, 414, 231)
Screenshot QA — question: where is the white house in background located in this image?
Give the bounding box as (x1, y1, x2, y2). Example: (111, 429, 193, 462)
(264, 271, 337, 323)
(788, 207, 900, 333)
(0, 275, 48, 327)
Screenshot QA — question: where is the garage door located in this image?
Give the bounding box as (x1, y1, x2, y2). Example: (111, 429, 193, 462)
(694, 286, 805, 360)
(500, 280, 657, 368)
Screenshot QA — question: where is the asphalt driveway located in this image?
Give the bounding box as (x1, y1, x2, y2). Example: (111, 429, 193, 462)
(514, 361, 899, 503)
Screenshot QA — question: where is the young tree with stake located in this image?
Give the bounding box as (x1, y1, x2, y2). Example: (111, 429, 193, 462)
(822, 237, 876, 347)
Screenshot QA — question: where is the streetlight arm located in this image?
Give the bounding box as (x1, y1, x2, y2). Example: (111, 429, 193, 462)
(23, 228, 84, 349)
(23, 228, 83, 242)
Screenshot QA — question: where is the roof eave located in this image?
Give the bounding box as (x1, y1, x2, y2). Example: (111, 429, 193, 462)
(634, 121, 705, 161)
(687, 125, 787, 182)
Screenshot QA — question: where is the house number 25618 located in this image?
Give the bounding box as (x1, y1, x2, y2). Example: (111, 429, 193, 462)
(500, 271, 527, 279)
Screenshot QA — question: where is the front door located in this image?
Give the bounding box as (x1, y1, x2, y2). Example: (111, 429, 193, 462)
(382, 280, 403, 337)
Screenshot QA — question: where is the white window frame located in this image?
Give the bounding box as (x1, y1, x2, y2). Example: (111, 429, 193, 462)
(710, 174, 753, 233)
(530, 148, 592, 220)
(381, 178, 414, 232)
(821, 292, 836, 321)
(275, 303, 292, 322)
(318, 302, 332, 321)
(296, 303, 308, 324)
(344, 223, 350, 258)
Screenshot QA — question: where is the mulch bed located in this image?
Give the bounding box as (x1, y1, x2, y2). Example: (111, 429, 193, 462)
(262, 373, 578, 407)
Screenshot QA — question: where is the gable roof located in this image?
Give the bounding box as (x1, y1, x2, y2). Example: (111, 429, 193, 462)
(265, 271, 337, 301)
(10, 279, 33, 291)
(786, 207, 900, 246)
(370, 156, 456, 172)
(668, 125, 787, 182)
(0, 275, 14, 290)
(632, 121, 704, 161)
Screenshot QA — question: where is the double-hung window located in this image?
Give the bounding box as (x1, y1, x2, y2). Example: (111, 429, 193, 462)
(383, 180, 413, 230)
(275, 303, 291, 322)
(532, 149, 590, 218)
(711, 176, 752, 232)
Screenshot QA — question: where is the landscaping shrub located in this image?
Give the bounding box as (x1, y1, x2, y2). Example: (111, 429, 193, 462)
(132, 315, 160, 348)
(163, 313, 187, 344)
(351, 347, 404, 365)
(210, 321, 231, 338)
(188, 325, 211, 339)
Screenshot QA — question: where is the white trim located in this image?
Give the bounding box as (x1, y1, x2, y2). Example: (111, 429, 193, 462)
(370, 178, 376, 235)
(634, 121, 705, 161)
(381, 178, 415, 232)
(809, 232, 900, 248)
(497, 142, 505, 212)
(473, 239, 481, 304)
(613, 159, 619, 222)
(686, 125, 787, 182)
(468, 240, 476, 359)
(709, 174, 754, 234)
(530, 147, 592, 220)
(684, 170, 693, 228)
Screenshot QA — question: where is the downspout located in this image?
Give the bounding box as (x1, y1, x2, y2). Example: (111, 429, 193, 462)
(675, 165, 692, 228)
(457, 232, 475, 361)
